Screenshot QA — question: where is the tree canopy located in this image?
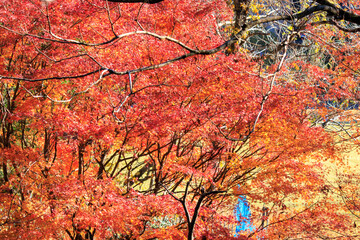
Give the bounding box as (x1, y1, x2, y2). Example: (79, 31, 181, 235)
(1, 0, 360, 239)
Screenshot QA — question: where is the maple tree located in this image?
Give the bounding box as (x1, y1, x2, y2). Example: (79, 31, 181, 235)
(1, 0, 360, 239)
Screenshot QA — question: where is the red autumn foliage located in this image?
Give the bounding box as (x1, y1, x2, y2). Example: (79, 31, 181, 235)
(1, 0, 360, 239)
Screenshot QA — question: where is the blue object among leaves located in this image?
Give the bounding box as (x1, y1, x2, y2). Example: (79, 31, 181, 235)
(235, 195, 255, 235)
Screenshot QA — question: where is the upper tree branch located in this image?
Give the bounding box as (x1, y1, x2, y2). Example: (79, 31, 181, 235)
(315, 0, 360, 24)
(105, 0, 360, 26)
(3, 1, 360, 83)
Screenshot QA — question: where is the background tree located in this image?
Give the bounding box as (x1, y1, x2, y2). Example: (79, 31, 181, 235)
(1, 0, 360, 239)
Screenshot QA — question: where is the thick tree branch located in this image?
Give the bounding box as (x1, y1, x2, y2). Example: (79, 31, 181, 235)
(315, 0, 360, 23)
(330, 19, 360, 32)
(247, 4, 360, 28)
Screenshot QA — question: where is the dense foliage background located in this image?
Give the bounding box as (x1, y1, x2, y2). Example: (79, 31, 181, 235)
(1, 0, 360, 239)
